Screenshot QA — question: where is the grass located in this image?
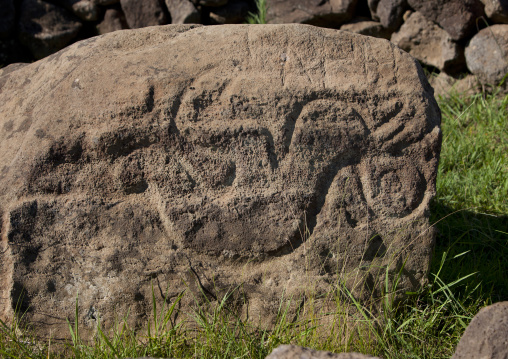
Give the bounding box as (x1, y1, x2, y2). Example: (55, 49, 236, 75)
(245, 0, 267, 24)
(431, 89, 508, 306)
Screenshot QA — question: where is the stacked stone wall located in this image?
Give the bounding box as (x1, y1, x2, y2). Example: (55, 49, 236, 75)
(1, 0, 507, 89)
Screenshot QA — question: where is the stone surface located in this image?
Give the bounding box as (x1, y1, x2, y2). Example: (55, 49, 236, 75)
(54, 0, 100, 21)
(0, 62, 29, 77)
(96, 7, 128, 34)
(120, 0, 168, 28)
(17, 0, 82, 59)
(209, 0, 251, 24)
(465, 24, 508, 85)
(266, 345, 380, 359)
(0, 0, 16, 39)
(368, 0, 408, 30)
(407, 0, 485, 41)
(428, 72, 480, 99)
(266, 0, 358, 28)
(166, 0, 200, 24)
(340, 17, 393, 39)
(0, 24, 441, 340)
(391, 11, 465, 73)
(452, 302, 508, 359)
(481, 0, 508, 23)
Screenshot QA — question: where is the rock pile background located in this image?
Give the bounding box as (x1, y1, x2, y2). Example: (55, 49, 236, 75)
(1, 0, 508, 88)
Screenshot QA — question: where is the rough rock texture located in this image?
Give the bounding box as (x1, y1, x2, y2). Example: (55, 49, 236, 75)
(341, 17, 393, 39)
(266, 345, 380, 359)
(165, 0, 200, 24)
(17, 0, 83, 59)
(0, 0, 15, 39)
(428, 72, 480, 99)
(481, 0, 508, 23)
(96, 7, 128, 35)
(209, 1, 251, 24)
(266, 0, 358, 27)
(391, 11, 465, 73)
(452, 302, 508, 359)
(407, 0, 485, 40)
(0, 0, 502, 91)
(120, 0, 168, 28)
(53, 0, 100, 21)
(466, 24, 508, 85)
(0, 24, 441, 340)
(367, 0, 408, 30)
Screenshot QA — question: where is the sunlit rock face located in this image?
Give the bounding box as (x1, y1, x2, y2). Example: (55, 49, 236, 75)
(0, 24, 441, 339)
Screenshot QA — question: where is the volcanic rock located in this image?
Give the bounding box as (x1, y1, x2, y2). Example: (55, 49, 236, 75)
(367, 0, 408, 30)
(53, 0, 100, 21)
(465, 24, 508, 85)
(407, 0, 485, 41)
(481, 0, 508, 23)
(452, 302, 508, 359)
(266, 0, 358, 27)
(96, 7, 128, 34)
(165, 0, 200, 24)
(0, 24, 441, 340)
(340, 17, 393, 39)
(391, 11, 465, 73)
(120, 0, 168, 28)
(428, 72, 480, 99)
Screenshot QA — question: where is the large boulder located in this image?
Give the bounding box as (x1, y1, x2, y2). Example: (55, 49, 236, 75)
(266, 0, 358, 28)
(465, 24, 508, 85)
(407, 0, 485, 41)
(367, 0, 408, 30)
(452, 302, 508, 359)
(391, 11, 465, 73)
(0, 24, 441, 340)
(120, 0, 168, 28)
(96, 6, 128, 35)
(165, 0, 200, 24)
